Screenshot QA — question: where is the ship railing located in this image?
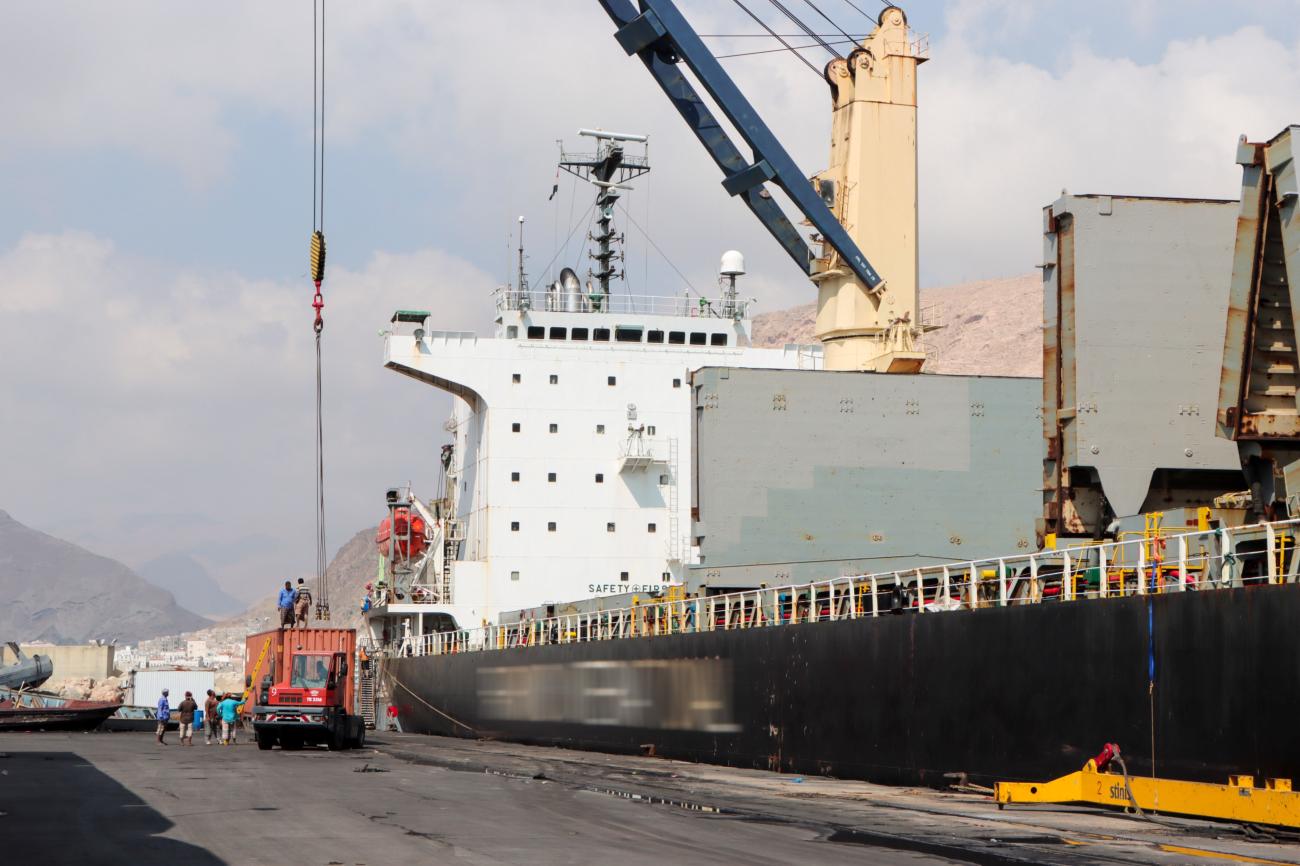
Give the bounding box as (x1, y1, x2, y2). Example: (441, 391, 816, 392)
(406, 518, 1300, 657)
(494, 287, 749, 320)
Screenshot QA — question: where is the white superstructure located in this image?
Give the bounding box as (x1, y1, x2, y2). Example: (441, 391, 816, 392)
(373, 274, 820, 640)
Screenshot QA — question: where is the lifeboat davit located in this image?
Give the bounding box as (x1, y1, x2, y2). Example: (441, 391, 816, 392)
(376, 508, 428, 559)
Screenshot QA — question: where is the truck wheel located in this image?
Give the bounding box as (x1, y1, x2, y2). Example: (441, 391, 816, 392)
(327, 726, 346, 751)
(256, 730, 276, 751)
(351, 726, 366, 749)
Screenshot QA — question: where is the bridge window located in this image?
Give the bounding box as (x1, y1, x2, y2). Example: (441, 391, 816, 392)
(647, 330, 665, 344)
(620, 571, 629, 582)
(595, 473, 604, 483)
(615, 326, 643, 343)
(668, 331, 686, 345)
(571, 327, 589, 341)
(710, 333, 728, 346)
(549, 374, 558, 384)
(511, 422, 521, 433)
(527, 326, 545, 339)
(607, 376, 616, 386)
(548, 472, 556, 482)
(596, 424, 605, 434)
(647, 523, 656, 533)
(512, 372, 521, 383)
(689, 332, 707, 346)
(548, 522, 557, 532)
(511, 472, 520, 482)
(549, 326, 567, 340)
(607, 522, 616, 532)
(549, 423, 558, 433)
(672, 378, 681, 388)
(593, 328, 610, 342)
(510, 521, 520, 531)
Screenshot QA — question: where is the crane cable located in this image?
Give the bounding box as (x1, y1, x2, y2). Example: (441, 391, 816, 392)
(310, 0, 330, 621)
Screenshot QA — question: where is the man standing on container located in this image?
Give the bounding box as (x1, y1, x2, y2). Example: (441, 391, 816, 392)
(204, 689, 220, 745)
(278, 580, 296, 628)
(176, 690, 198, 746)
(294, 577, 313, 628)
(155, 688, 170, 745)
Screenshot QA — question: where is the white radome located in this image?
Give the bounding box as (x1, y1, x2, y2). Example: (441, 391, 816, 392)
(719, 250, 745, 277)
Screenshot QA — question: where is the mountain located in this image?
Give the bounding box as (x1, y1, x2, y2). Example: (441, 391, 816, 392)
(0, 509, 210, 643)
(213, 526, 379, 634)
(136, 552, 246, 618)
(751, 273, 1042, 377)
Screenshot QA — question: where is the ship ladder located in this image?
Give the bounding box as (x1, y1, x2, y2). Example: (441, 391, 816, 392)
(997, 743, 1300, 829)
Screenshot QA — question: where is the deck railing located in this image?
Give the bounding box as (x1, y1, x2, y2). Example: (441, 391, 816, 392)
(401, 518, 1300, 658)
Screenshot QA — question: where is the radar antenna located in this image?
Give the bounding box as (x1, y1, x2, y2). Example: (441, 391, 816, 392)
(558, 129, 650, 302)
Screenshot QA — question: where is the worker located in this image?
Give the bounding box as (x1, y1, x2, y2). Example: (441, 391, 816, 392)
(216, 693, 243, 745)
(204, 689, 220, 745)
(175, 691, 198, 747)
(155, 688, 171, 745)
(277, 580, 296, 628)
(294, 577, 313, 627)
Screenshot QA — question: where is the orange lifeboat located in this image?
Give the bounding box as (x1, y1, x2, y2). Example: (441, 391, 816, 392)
(375, 508, 428, 559)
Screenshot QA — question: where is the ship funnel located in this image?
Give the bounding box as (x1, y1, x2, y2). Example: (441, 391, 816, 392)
(559, 267, 582, 313)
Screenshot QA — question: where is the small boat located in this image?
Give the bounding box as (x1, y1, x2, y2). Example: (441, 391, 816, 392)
(101, 704, 178, 733)
(0, 687, 121, 732)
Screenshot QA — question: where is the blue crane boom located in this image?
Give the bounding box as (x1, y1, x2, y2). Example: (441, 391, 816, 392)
(595, 0, 885, 291)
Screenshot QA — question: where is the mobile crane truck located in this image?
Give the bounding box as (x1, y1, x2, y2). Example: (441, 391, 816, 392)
(244, 627, 365, 751)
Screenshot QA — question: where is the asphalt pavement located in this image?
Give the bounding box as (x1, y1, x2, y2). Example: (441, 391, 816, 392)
(3, 730, 1300, 865)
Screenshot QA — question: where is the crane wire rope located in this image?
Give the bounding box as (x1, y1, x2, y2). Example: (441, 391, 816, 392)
(729, 0, 823, 76)
(766, 0, 844, 59)
(716, 37, 861, 59)
(801, 0, 857, 46)
(309, 0, 330, 620)
(615, 201, 704, 300)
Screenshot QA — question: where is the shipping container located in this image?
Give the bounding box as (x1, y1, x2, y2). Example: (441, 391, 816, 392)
(129, 669, 216, 708)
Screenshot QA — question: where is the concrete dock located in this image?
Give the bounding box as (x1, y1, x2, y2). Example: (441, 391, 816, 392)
(4, 730, 1300, 865)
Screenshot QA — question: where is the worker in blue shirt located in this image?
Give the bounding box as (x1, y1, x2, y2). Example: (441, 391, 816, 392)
(216, 693, 244, 746)
(155, 688, 171, 745)
(278, 580, 296, 628)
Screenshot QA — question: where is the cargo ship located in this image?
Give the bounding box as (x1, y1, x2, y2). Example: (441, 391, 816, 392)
(359, 3, 1300, 788)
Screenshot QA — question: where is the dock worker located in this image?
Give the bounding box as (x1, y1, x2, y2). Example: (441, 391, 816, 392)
(204, 689, 220, 745)
(294, 577, 313, 627)
(176, 691, 198, 747)
(155, 688, 171, 745)
(277, 580, 296, 628)
(216, 693, 243, 745)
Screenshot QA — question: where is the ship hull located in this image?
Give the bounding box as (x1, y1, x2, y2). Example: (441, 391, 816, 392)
(386, 583, 1299, 787)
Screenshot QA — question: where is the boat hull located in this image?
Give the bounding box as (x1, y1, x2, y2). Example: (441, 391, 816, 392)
(386, 583, 1300, 787)
(0, 704, 121, 732)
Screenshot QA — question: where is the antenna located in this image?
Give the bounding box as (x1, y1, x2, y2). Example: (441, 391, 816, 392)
(558, 129, 650, 299)
(517, 215, 528, 298)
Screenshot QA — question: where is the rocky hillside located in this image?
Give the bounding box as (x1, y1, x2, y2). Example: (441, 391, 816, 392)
(0, 510, 210, 643)
(752, 273, 1042, 377)
(211, 526, 379, 635)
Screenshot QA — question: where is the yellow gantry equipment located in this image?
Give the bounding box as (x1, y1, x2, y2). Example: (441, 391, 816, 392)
(996, 744, 1300, 829)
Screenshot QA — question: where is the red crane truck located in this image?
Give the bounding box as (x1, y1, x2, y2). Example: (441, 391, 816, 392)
(243, 627, 366, 751)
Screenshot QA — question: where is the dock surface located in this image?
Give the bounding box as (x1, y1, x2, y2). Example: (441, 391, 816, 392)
(4, 730, 1300, 865)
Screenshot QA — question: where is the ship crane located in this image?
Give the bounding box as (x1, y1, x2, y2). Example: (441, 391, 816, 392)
(595, 1, 927, 372)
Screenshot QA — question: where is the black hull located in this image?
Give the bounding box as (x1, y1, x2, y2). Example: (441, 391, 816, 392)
(388, 583, 1300, 787)
(0, 706, 120, 732)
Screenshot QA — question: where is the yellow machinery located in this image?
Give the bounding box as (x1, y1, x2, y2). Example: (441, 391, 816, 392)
(996, 744, 1300, 828)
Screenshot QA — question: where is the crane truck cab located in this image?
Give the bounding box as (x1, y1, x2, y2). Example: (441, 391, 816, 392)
(244, 627, 365, 751)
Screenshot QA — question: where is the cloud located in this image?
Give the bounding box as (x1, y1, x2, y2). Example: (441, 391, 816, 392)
(0, 231, 494, 599)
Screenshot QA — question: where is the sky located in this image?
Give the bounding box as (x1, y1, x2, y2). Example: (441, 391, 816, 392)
(3, 0, 1300, 603)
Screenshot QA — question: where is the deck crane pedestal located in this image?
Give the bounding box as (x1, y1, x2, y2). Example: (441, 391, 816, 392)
(1217, 126, 1300, 517)
(596, 1, 927, 372)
